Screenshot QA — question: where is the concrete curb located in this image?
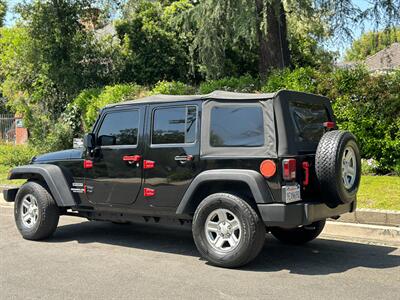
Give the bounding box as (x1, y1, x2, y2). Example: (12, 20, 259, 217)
(324, 221, 400, 246)
(335, 209, 400, 227)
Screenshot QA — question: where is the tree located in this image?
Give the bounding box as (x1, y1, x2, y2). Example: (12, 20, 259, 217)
(345, 28, 400, 61)
(185, 0, 400, 79)
(116, 0, 190, 84)
(0, 0, 6, 27)
(0, 0, 116, 145)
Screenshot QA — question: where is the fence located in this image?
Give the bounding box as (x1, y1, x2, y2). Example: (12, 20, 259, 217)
(0, 114, 16, 144)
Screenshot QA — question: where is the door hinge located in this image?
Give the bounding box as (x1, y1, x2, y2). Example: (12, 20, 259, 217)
(83, 160, 93, 169)
(143, 188, 156, 197)
(143, 160, 155, 169)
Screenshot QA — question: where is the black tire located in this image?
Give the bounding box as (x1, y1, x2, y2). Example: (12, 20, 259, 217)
(270, 220, 326, 245)
(192, 193, 265, 268)
(315, 130, 361, 206)
(14, 181, 60, 240)
(111, 221, 130, 225)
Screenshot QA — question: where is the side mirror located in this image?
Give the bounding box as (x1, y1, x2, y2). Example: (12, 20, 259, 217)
(83, 133, 95, 149)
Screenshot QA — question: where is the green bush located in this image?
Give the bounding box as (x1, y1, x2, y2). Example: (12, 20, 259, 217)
(151, 80, 194, 95)
(70, 84, 149, 132)
(361, 159, 378, 175)
(199, 75, 259, 94)
(262, 67, 400, 173)
(0, 144, 40, 167)
(40, 121, 75, 153)
(261, 67, 319, 93)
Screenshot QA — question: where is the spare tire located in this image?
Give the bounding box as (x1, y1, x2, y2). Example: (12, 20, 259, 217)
(315, 130, 361, 206)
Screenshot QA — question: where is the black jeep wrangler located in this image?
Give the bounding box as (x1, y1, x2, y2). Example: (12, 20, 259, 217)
(4, 90, 361, 268)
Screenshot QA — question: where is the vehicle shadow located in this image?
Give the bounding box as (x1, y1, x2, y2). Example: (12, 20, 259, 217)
(51, 220, 400, 275)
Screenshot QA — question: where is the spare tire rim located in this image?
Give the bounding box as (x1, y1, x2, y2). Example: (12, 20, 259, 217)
(204, 208, 242, 252)
(21, 194, 39, 228)
(342, 146, 357, 190)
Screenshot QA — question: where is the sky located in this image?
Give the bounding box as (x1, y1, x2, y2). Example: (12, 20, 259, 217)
(3, 0, 388, 58)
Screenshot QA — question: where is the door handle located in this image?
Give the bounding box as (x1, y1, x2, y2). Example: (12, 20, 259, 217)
(123, 155, 141, 164)
(174, 155, 193, 162)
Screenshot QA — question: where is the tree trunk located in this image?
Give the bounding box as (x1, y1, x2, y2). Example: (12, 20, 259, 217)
(255, 0, 290, 78)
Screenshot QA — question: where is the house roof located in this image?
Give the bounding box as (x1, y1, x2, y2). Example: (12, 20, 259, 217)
(94, 23, 117, 39)
(365, 42, 400, 72)
(106, 90, 277, 108)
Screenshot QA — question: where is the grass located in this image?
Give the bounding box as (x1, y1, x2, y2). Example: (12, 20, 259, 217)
(357, 175, 400, 211)
(0, 165, 398, 210)
(0, 165, 25, 186)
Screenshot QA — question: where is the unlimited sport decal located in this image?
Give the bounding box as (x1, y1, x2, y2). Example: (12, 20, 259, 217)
(71, 182, 93, 194)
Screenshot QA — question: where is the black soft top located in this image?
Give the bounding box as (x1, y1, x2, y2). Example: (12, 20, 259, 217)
(104, 89, 333, 157)
(106, 90, 277, 107)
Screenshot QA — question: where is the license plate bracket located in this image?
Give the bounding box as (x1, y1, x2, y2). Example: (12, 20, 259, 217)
(282, 184, 301, 204)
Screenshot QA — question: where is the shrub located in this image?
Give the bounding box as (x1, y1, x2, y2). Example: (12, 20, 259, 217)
(361, 159, 378, 175)
(151, 80, 194, 95)
(261, 67, 319, 93)
(0, 143, 40, 167)
(199, 75, 259, 94)
(70, 84, 149, 132)
(40, 121, 75, 153)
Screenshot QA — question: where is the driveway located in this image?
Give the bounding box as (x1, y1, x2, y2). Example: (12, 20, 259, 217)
(0, 205, 399, 299)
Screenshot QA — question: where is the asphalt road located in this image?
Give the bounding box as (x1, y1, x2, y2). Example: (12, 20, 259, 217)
(1, 205, 399, 300)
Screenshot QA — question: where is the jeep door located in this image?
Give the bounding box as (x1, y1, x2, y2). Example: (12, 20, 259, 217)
(140, 102, 200, 208)
(84, 106, 145, 206)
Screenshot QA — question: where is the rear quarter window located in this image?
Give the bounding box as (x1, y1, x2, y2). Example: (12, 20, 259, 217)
(210, 106, 264, 147)
(289, 101, 329, 143)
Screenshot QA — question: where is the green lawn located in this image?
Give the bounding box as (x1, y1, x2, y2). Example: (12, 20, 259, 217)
(0, 165, 25, 186)
(0, 165, 398, 210)
(357, 175, 400, 211)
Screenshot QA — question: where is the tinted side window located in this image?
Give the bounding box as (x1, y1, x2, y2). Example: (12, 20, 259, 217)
(97, 110, 139, 146)
(152, 106, 197, 145)
(289, 101, 328, 143)
(210, 106, 264, 147)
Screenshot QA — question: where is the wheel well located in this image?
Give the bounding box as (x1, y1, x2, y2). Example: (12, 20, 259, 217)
(13, 172, 44, 183)
(184, 181, 256, 215)
(16, 174, 50, 198)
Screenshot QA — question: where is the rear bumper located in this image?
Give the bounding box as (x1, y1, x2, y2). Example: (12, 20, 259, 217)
(258, 201, 356, 228)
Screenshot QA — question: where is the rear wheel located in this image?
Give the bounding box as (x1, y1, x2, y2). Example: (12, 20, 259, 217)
(14, 181, 60, 240)
(192, 193, 265, 268)
(270, 220, 326, 245)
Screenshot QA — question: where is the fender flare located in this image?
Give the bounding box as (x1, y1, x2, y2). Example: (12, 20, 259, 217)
(8, 164, 78, 207)
(176, 169, 274, 215)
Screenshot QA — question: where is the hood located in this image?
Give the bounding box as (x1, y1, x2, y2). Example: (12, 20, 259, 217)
(32, 149, 84, 163)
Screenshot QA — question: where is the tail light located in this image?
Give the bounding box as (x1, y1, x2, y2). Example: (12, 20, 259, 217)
(323, 121, 335, 129)
(282, 159, 296, 181)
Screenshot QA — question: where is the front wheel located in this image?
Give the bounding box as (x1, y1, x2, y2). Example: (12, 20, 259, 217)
(14, 181, 60, 240)
(270, 220, 326, 245)
(192, 193, 265, 268)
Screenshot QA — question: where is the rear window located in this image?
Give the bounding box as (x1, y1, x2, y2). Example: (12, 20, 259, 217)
(210, 106, 264, 147)
(289, 101, 329, 143)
